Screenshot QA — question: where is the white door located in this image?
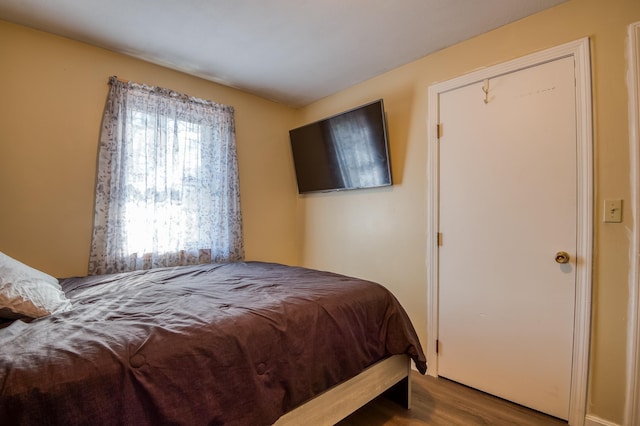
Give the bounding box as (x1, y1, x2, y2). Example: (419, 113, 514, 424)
(438, 56, 577, 420)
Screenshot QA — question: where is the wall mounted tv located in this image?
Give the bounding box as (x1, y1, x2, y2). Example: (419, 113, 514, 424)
(289, 99, 392, 194)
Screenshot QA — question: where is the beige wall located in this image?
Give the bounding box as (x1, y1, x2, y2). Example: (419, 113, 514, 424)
(0, 20, 299, 277)
(295, 0, 640, 423)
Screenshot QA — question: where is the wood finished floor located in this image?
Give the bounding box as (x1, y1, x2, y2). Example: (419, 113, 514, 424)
(336, 371, 567, 426)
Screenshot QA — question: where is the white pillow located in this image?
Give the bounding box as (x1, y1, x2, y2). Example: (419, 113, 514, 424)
(0, 251, 72, 319)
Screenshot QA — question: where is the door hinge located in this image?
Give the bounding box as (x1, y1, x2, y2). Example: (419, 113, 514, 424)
(437, 123, 443, 139)
(436, 339, 439, 354)
(438, 232, 443, 246)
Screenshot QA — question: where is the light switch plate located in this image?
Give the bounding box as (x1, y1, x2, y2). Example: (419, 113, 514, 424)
(603, 199, 622, 223)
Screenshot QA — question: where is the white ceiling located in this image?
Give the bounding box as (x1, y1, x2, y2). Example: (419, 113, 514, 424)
(0, 0, 566, 107)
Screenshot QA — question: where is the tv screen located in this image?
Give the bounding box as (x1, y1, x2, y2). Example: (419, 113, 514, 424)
(289, 99, 392, 194)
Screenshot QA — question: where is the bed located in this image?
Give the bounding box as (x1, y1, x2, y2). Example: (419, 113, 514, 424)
(0, 260, 426, 425)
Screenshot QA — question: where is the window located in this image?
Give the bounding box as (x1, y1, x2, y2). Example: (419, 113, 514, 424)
(88, 77, 243, 275)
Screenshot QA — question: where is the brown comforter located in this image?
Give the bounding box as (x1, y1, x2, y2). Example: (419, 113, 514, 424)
(0, 262, 426, 425)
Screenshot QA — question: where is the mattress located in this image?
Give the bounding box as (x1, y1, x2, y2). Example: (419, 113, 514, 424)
(0, 261, 426, 425)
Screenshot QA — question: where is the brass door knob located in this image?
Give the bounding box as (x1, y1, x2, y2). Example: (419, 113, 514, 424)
(555, 251, 570, 264)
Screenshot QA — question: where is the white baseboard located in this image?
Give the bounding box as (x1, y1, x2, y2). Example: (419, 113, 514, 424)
(585, 414, 620, 426)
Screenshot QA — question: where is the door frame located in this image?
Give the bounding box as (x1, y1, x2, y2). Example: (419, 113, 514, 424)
(426, 38, 593, 426)
(625, 21, 640, 426)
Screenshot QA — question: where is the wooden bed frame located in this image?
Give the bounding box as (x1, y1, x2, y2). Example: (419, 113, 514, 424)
(275, 354, 411, 425)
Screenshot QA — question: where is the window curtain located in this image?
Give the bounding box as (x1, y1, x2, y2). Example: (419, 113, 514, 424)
(88, 77, 243, 275)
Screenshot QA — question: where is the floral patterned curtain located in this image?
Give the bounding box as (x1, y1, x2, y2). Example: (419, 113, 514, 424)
(88, 77, 243, 275)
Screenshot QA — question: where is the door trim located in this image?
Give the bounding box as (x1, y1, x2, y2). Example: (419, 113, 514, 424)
(426, 38, 593, 426)
(625, 21, 640, 426)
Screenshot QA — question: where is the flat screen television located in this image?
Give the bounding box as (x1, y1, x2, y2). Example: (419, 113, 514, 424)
(289, 99, 392, 194)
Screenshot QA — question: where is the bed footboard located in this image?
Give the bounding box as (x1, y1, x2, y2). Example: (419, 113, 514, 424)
(274, 354, 411, 426)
